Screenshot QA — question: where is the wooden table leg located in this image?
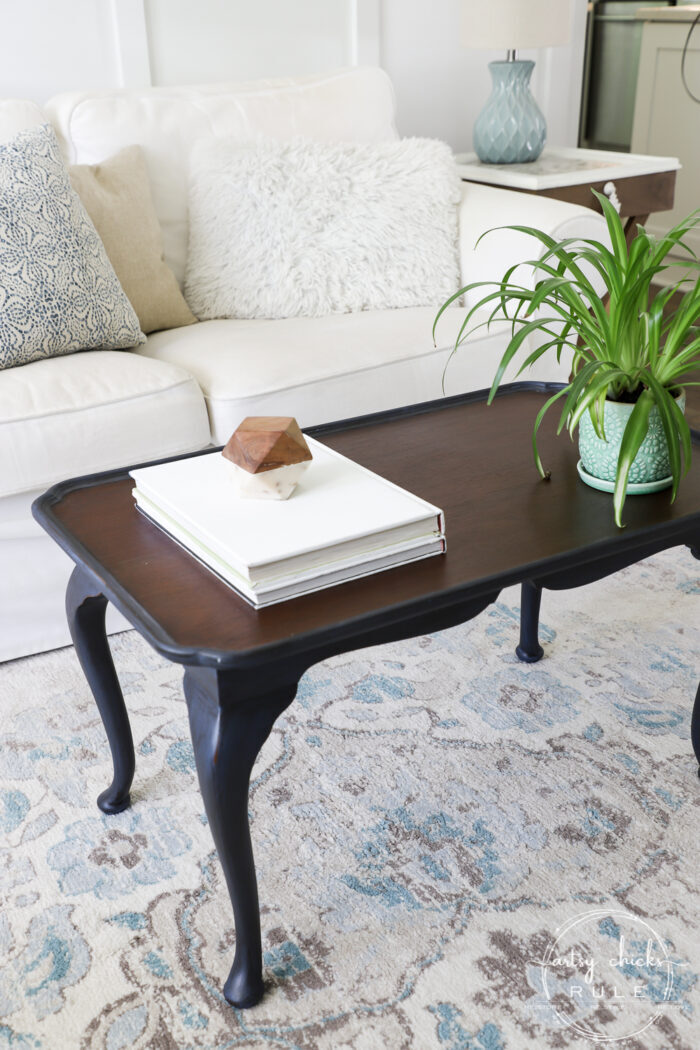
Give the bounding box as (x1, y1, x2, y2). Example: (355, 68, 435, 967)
(516, 580, 545, 663)
(66, 565, 135, 814)
(184, 665, 297, 1009)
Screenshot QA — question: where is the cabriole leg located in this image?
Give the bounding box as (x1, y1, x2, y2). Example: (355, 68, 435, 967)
(184, 665, 296, 1008)
(686, 546, 699, 776)
(516, 579, 545, 663)
(692, 683, 700, 780)
(66, 565, 135, 813)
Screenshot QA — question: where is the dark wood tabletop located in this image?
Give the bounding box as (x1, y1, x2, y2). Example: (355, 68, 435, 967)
(34, 384, 700, 668)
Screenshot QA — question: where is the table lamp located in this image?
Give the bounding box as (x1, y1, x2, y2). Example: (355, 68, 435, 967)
(462, 0, 572, 164)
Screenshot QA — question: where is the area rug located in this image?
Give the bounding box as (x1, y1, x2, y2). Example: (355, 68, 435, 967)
(1, 547, 698, 1050)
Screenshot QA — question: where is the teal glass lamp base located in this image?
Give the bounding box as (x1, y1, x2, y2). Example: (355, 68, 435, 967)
(473, 60, 546, 164)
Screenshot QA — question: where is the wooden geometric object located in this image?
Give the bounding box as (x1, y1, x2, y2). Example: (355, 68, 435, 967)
(222, 417, 313, 500)
(222, 417, 312, 474)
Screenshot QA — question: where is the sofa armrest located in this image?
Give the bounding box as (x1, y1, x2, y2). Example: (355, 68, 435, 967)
(458, 182, 609, 308)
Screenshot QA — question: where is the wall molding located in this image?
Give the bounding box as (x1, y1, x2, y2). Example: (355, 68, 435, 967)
(632, 22, 700, 246)
(530, 0, 587, 148)
(111, 0, 379, 90)
(110, 0, 152, 88)
(349, 0, 381, 66)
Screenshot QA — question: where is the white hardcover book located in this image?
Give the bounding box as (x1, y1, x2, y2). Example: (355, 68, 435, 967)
(133, 489, 445, 607)
(130, 437, 445, 588)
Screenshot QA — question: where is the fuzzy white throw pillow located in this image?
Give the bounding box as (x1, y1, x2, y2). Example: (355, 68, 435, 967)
(185, 137, 462, 320)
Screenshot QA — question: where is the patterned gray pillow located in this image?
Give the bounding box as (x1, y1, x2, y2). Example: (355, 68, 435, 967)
(0, 124, 145, 370)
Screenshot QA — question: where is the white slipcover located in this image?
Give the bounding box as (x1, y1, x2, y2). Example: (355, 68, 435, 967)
(0, 352, 210, 662)
(0, 99, 46, 143)
(0, 490, 131, 663)
(0, 351, 210, 498)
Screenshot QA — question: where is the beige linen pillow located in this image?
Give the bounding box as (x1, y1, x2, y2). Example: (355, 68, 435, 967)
(70, 146, 196, 334)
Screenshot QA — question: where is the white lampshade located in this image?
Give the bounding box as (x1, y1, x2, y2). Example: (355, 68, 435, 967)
(461, 0, 572, 50)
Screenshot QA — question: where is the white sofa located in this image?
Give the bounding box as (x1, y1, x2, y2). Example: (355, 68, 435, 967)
(0, 67, 608, 662)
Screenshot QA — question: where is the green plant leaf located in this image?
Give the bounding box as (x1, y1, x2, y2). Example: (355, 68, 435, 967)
(486, 318, 564, 403)
(435, 201, 700, 528)
(613, 390, 655, 527)
(591, 189, 628, 268)
(643, 374, 689, 500)
(568, 369, 629, 436)
(531, 387, 569, 478)
(555, 360, 609, 435)
(670, 394, 693, 481)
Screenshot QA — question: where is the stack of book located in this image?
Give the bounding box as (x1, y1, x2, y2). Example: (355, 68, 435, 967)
(130, 436, 446, 608)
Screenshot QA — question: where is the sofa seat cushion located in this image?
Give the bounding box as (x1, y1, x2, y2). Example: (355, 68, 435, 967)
(0, 351, 210, 497)
(137, 308, 572, 443)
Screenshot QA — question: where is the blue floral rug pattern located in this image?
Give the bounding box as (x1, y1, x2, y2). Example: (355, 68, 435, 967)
(1, 547, 698, 1048)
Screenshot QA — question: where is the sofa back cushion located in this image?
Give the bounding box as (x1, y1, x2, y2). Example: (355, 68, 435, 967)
(46, 68, 398, 287)
(0, 99, 47, 144)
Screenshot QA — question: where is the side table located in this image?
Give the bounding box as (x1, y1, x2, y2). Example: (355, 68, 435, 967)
(457, 146, 680, 244)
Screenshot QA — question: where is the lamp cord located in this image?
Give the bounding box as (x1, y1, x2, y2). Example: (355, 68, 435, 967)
(681, 10, 700, 103)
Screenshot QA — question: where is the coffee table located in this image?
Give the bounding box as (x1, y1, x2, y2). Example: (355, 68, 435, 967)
(32, 383, 700, 1009)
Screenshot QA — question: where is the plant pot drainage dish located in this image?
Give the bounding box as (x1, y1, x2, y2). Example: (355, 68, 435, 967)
(435, 190, 700, 526)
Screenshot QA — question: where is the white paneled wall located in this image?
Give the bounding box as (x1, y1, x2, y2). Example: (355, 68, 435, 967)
(0, 0, 380, 97)
(0, 0, 585, 151)
(142, 0, 369, 86)
(0, 0, 119, 100)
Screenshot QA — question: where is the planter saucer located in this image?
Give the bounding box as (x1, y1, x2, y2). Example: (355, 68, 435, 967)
(576, 460, 673, 495)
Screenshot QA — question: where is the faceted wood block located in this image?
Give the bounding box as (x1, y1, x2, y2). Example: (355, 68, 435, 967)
(222, 417, 312, 500)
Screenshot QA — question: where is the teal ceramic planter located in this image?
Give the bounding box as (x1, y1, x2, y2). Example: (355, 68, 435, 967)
(473, 60, 546, 165)
(578, 392, 685, 489)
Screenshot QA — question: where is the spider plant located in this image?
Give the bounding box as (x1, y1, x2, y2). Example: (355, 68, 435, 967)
(434, 190, 700, 526)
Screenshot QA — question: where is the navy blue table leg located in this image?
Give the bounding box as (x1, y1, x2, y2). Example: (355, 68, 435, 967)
(516, 580, 545, 663)
(66, 565, 135, 814)
(688, 547, 700, 777)
(184, 665, 297, 1009)
(692, 683, 700, 780)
